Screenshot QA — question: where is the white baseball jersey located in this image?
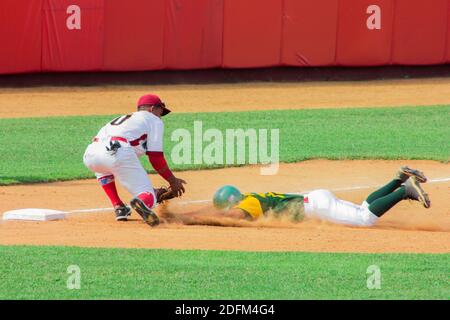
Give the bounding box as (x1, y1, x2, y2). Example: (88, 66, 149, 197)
(83, 111, 165, 200)
(95, 111, 164, 157)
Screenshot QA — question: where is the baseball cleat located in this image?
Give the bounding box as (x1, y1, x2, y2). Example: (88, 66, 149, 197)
(114, 204, 131, 221)
(130, 198, 160, 227)
(404, 177, 431, 208)
(397, 166, 427, 183)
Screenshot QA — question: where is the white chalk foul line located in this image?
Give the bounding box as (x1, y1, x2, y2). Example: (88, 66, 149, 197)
(65, 176, 450, 214)
(429, 177, 450, 183)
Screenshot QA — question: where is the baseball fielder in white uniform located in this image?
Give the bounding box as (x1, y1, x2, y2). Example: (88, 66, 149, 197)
(83, 94, 186, 226)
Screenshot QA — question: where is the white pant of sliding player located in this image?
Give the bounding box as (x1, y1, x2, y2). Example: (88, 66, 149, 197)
(304, 189, 378, 227)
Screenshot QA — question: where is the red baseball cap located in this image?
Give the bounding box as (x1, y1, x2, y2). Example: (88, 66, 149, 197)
(137, 94, 171, 116)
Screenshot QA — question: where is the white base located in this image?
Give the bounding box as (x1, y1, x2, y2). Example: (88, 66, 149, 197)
(2, 208, 66, 221)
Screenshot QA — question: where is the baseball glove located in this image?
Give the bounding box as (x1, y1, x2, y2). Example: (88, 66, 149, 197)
(155, 186, 178, 204)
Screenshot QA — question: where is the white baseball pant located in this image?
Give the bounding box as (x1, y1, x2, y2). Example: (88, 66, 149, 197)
(83, 141, 156, 205)
(304, 189, 378, 227)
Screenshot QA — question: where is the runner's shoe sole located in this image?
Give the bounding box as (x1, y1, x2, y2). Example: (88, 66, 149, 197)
(400, 166, 427, 183)
(405, 177, 431, 208)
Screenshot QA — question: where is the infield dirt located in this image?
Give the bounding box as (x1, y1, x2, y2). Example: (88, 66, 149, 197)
(1, 160, 449, 253)
(0, 79, 449, 253)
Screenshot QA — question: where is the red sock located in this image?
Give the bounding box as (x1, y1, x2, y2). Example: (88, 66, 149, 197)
(98, 175, 123, 207)
(137, 192, 155, 209)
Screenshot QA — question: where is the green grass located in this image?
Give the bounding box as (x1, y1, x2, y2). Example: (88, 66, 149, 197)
(0, 105, 449, 185)
(0, 246, 448, 299)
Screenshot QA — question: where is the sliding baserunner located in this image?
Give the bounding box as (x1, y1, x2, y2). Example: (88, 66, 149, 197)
(210, 166, 430, 227)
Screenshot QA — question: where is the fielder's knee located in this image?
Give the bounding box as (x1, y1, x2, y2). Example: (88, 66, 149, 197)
(135, 191, 156, 209)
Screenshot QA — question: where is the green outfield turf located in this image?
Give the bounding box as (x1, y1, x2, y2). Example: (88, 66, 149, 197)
(0, 105, 449, 185)
(0, 246, 448, 299)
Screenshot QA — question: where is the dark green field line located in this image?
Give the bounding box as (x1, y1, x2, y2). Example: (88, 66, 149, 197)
(0, 105, 449, 185)
(0, 246, 448, 299)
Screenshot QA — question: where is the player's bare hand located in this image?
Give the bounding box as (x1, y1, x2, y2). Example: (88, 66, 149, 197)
(168, 176, 186, 197)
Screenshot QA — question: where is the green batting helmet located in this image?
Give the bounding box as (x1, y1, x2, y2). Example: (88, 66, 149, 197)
(213, 185, 243, 210)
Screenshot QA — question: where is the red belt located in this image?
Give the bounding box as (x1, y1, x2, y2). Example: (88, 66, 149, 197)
(111, 137, 128, 144)
(92, 135, 145, 147)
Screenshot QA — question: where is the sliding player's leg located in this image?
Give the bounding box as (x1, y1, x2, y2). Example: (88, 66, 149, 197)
(365, 166, 427, 205)
(304, 189, 378, 227)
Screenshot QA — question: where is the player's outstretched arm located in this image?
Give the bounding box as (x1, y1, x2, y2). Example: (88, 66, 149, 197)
(147, 151, 186, 197)
(222, 208, 248, 220)
(180, 208, 247, 222)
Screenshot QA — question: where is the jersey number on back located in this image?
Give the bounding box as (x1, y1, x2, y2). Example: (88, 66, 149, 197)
(110, 114, 132, 126)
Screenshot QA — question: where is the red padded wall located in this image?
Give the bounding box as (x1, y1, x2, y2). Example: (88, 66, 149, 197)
(0, 0, 42, 74)
(223, 0, 282, 68)
(42, 0, 104, 71)
(164, 0, 223, 69)
(392, 0, 448, 65)
(1, 0, 450, 74)
(336, 0, 394, 66)
(282, 0, 338, 66)
(446, 0, 450, 62)
(103, 0, 165, 70)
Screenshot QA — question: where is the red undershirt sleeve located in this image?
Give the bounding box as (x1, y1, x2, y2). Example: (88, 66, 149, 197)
(147, 151, 175, 181)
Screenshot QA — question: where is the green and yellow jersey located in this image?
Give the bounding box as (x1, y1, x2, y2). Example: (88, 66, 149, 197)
(234, 192, 305, 220)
